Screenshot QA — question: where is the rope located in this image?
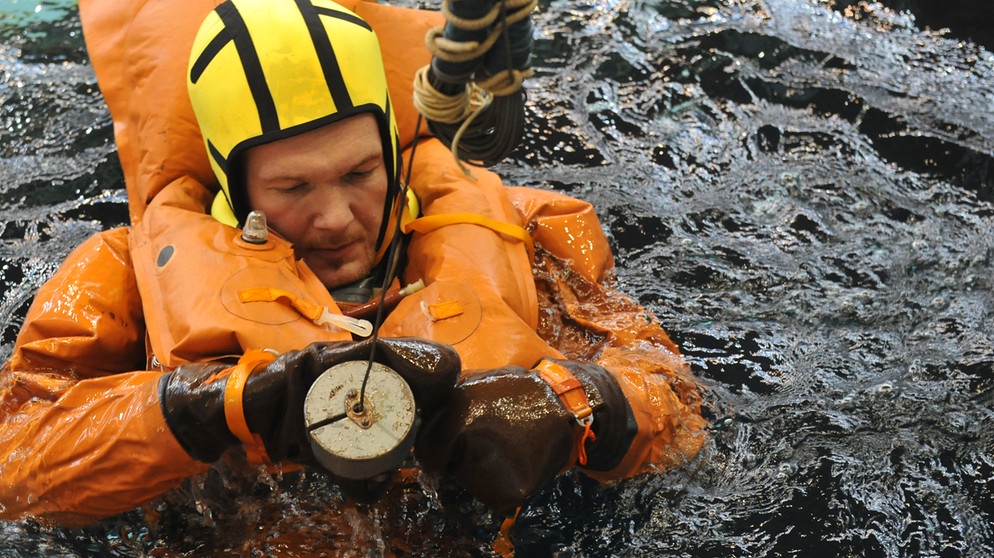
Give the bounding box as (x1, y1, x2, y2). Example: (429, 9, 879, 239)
(441, 0, 534, 30)
(476, 67, 531, 97)
(426, 0, 536, 63)
(413, 66, 494, 177)
(412, 0, 536, 171)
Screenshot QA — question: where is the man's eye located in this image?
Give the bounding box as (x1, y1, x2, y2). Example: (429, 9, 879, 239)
(346, 168, 377, 182)
(280, 182, 309, 193)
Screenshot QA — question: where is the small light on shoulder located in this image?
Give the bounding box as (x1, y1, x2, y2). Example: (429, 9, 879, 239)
(241, 210, 269, 244)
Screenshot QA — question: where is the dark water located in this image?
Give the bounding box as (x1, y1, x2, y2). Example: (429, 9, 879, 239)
(3, 0, 994, 556)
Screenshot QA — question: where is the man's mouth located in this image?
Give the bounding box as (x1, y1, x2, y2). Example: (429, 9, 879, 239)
(305, 241, 359, 262)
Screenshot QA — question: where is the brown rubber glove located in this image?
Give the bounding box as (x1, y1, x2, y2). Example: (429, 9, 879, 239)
(159, 337, 460, 464)
(414, 359, 636, 513)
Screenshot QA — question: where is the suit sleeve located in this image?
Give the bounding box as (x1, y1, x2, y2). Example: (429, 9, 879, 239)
(506, 187, 709, 482)
(0, 228, 207, 526)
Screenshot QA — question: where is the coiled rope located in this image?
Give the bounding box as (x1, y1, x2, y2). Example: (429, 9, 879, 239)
(413, 0, 536, 177)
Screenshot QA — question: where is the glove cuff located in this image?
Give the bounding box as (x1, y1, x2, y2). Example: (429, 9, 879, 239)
(158, 361, 238, 462)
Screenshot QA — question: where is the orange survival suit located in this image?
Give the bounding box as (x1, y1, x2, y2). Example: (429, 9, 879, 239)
(0, 0, 707, 527)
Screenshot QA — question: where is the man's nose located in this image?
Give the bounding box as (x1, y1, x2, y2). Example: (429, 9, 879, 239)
(311, 190, 354, 232)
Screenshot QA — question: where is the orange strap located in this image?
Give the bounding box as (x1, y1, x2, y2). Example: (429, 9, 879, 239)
(491, 507, 521, 558)
(224, 350, 278, 464)
(533, 359, 597, 466)
(403, 212, 535, 259)
(423, 299, 464, 320)
(238, 287, 324, 321)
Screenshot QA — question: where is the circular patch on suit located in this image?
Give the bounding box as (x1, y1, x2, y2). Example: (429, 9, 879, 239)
(390, 280, 482, 345)
(221, 266, 315, 325)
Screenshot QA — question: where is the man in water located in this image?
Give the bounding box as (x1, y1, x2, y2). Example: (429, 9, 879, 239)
(0, 0, 707, 538)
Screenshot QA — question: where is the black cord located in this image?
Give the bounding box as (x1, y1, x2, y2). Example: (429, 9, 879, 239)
(355, 115, 425, 413)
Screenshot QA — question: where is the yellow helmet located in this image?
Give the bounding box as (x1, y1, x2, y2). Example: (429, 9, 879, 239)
(187, 0, 401, 230)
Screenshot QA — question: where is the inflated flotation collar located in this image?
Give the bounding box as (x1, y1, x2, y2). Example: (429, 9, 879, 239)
(129, 140, 545, 370)
(130, 177, 355, 368)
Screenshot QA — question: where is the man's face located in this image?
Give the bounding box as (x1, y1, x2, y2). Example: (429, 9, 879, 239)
(244, 113, 388, 290)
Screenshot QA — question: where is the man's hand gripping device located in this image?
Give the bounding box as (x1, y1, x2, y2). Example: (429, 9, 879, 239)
(160, 338, 461, 480)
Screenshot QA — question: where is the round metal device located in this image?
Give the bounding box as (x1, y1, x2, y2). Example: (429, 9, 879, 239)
(303, 360, 418, 480)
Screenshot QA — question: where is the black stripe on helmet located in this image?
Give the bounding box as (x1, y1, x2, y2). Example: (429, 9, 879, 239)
(190, 26, 234, 84)
(383, 93, 400, 184)
(295, 0, 373, 113)
(207, 139, 228, 175)
(312, 5, 372, 32)
(207, 1, 280, 134)
(372, 93, 402, 251)
(206, 139, 237, 211)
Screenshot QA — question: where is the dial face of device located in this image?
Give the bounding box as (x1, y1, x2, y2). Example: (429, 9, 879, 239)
(304, 360, 418, 480)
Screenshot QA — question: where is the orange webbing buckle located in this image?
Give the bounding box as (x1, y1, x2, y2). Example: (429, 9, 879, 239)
(533, 359, 597, 466)
(224, 349, 278, 464)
